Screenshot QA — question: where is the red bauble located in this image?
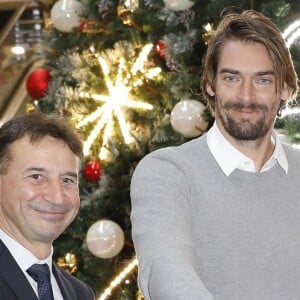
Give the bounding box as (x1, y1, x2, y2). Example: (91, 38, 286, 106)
(79, 20, 87, 31)
(155, 39, 167, 58)
(84, 160, 102, 182)
(26, 68, 51, 100)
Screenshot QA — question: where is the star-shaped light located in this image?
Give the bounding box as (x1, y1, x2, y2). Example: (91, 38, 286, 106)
(77, 43, 161, 159)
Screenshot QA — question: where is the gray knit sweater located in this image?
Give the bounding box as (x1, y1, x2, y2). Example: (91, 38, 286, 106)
(130, 134, 300, 300)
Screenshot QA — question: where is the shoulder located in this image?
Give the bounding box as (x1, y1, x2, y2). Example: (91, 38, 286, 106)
(54, 265, 95, 299)
(131, 135, 210, 194)
(282, 143, 300, 159)
(281, 143, 300, 171)
(135, 134, 208, 170)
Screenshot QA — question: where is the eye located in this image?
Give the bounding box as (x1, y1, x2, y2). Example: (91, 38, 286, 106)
(28, 173, 46, 184)
(61, 176, 77, 186)
(257, 77, 273, 85)
(223, 76, 239, 83)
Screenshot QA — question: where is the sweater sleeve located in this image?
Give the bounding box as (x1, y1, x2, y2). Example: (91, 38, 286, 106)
(130, 148, 214, 300)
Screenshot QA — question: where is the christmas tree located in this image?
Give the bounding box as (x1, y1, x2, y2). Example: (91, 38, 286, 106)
(24, 0, 300, 298)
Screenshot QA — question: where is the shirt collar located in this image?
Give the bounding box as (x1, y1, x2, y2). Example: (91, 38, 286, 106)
(207, 122, 288, 176)
(0, 229, 53, 272)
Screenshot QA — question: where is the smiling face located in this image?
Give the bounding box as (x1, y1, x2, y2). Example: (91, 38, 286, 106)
(0, 135, 80, 258)
(206, 40, 289, 142)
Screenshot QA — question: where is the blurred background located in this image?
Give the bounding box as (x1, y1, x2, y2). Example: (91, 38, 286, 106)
(1, 0, 300, 299)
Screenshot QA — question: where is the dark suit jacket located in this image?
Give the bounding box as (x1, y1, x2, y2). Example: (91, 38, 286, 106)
(0, 239, 95, 300)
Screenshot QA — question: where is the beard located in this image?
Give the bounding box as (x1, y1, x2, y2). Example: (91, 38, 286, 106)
(217, 102, 276, 141)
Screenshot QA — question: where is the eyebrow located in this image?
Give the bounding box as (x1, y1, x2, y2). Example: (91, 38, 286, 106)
(219, 68, 275, 76)
(24, 167, 45, 173)
(63, 172, 78, 179)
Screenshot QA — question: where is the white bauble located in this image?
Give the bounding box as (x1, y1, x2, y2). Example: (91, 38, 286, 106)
(86, 220, 125, 259)
(163, 0, 194, 11)
(50, 0, 83, 32)
(171, 99, 207, 138)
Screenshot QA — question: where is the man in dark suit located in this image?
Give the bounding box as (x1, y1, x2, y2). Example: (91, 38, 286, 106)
(0, 113, 95, 299)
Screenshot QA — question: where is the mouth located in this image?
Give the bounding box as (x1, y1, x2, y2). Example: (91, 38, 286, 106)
(40, 212, 67, 223)
(227, 103, 267, 118)
(32, 207, 66, 220)
(233, 107, 257, 112)
(232, 107, 261, 117)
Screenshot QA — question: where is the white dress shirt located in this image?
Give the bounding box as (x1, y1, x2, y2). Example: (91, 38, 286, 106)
(0, 229, 64, 300)
(207, 122, 288, 176)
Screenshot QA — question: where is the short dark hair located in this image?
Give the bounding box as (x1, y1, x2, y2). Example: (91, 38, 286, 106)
(0, 112, 83, 174)
(201, 10, 298, 112)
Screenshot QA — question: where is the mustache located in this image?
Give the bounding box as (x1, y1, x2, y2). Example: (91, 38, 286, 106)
(224, 102, 268, 112)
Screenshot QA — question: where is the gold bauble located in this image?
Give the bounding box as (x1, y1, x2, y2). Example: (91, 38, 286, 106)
(57, 252, 78, 274)
(117, 0, 139, 26)
(137, 290, 144, 300)
(202, 22, 214, 45)
(26, 102, 36, 113)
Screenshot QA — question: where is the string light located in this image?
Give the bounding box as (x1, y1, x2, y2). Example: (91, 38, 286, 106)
(280, 21, 300, 114)
(281, 107, 300, 118)
(11, 45, 25, 55)
(98, 257, 138, 300)
(282, 19, 300, 47)
(77, 43, 161, 159)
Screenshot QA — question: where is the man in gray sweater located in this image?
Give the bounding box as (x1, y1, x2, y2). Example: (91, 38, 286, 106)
(130, 10, 300, 300)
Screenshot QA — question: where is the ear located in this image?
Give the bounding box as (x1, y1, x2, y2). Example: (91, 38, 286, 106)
(206, 84, 215, 97)
(280, 83, 290, 102)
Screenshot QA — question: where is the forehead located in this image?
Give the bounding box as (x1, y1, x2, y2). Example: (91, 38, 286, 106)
(9, 136, 79, 165)
(11, 135, 64, 151)
(217, 40, 274, 73)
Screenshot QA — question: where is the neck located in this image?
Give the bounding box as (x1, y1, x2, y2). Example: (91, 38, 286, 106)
(217, 122, 275, 172)
(26, 243, 52, 260)
(0, 223, 52, 260)
(234, 137, 275, 171)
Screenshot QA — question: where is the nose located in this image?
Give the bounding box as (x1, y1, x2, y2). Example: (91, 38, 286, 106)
(44, 180, 65, 205)
(238, 79, 255, 102)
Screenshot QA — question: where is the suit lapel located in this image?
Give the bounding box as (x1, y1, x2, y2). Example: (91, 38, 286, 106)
(0, 239, 38, 300)
(53, 263, 78, 300)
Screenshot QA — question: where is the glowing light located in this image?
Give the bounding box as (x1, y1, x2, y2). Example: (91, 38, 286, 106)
(281, 107, 300, 117)
(80, 92, 153, 110)
(282, 19, 300, 47)
(131, 44, 152, 75)
(98, 257, 138, 300)
(78, 43, 160, 159)
(203, 22, 212, 32)
(145, 67, 161, 79)
(11, 45, 25, 55)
